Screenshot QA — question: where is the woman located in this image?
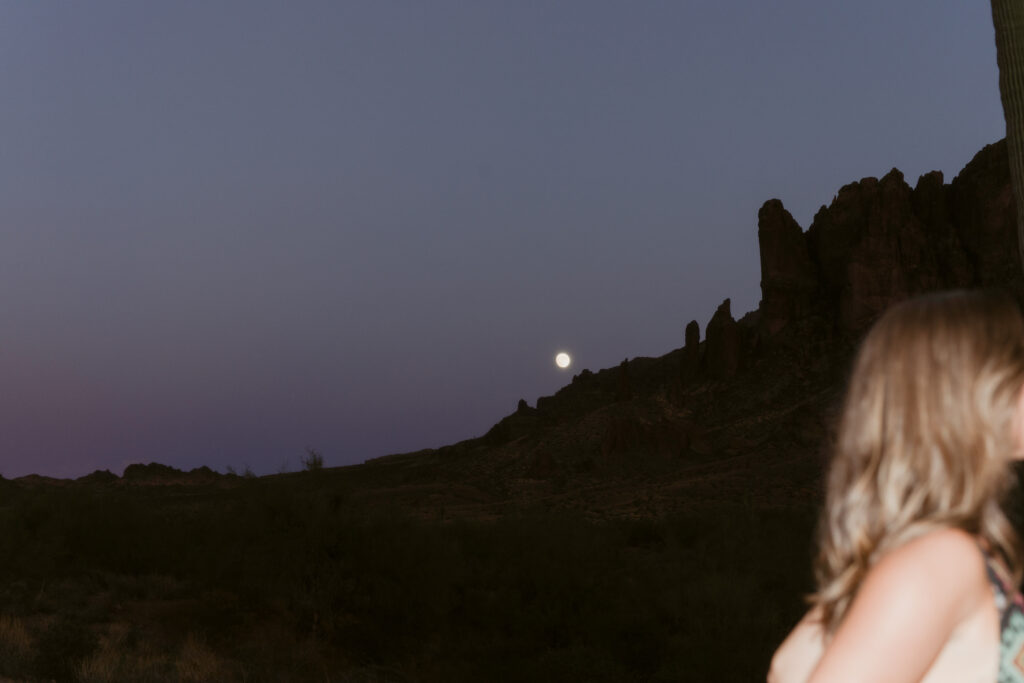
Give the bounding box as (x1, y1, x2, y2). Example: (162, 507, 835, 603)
(770, 290, 1024, 682)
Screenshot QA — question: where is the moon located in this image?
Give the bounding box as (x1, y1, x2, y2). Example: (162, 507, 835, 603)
(555, 352, 571, 369)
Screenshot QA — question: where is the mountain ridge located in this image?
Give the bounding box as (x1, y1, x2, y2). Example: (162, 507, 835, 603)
(10, 140, 1021, 520)
(350, 137, 1024, 518)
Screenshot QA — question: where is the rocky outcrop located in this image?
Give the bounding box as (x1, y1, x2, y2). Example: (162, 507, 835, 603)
(571, 368, 594, 384)
(949, 141, 1021, 293)
(758, 199, 816, 334)
(76, 469, 118, 485)
(484, 399, 542, 445)
(681, 320, 700, 380)
(123, 462, 183, 481)
(121, 462, 224, 485)
(616, 359, 633, 401)
(705, 299, 740, 379)
(805, 168, 962, 333)
(755, 140, 1022, 339)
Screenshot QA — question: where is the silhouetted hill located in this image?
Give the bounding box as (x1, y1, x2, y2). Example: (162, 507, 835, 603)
(11, 140, 1022, 522)
(350, 138, 1024, 518)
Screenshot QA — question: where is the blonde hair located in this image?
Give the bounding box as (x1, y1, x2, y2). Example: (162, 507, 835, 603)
(813, 290, 1024, 634)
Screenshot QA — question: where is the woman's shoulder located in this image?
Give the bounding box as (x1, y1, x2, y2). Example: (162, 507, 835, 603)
(772, 528, 994, 683)
(890, 526, 981, 559)
(866, 527, 988, 616)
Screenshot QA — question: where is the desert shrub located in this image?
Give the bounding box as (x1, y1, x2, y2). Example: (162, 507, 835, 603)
(0, 614, 33, 678)
(33, 615, 98, 681)
(175, 633, 232, 682)
(302, 448, 324, 471)
(77, 623, 171, 683)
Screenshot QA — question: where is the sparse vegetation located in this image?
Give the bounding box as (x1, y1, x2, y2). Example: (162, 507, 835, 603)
(301, 447, 324, 472)
(0, 475, 816, 681)
(225, 464, 256, 479)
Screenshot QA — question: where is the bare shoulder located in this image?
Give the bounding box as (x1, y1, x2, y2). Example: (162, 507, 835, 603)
(873, 528, 986, 592)
(803, 527, 991, 682)
(895, 527, 983, 560)
(858, 528, 988, 631)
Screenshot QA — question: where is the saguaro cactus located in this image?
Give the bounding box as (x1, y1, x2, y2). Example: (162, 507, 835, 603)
(992, 0, 1024, 272)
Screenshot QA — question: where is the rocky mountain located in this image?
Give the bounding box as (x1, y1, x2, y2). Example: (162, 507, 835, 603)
(13, 140, 1023, 520)
(341, 138, 1024, 519)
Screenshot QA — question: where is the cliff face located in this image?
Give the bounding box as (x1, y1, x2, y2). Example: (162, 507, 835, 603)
(759, 140, 1020, 340)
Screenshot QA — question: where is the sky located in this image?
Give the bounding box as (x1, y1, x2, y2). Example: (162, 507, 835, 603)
(0, 1, 1007, 478)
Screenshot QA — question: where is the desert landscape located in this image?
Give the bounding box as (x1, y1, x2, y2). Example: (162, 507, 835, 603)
(2, 139, 1021, 681)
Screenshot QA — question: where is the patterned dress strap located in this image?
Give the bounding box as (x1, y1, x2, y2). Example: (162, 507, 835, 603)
(981, 548, 1024, 682)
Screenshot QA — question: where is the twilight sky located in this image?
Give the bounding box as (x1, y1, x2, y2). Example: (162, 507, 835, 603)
(0, 2, 1006, 478)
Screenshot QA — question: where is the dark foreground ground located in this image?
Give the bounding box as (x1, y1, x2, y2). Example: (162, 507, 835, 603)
(0, 468, 816, 682)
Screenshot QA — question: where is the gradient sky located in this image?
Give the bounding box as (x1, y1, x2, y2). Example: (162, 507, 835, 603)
(0, 1, 1006, 478)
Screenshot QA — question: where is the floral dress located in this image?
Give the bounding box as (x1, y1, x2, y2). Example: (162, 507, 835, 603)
(984, 551, 1024, 682)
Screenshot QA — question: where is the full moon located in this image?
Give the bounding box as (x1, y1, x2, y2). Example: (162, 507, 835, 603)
(555, 352, 571, 368)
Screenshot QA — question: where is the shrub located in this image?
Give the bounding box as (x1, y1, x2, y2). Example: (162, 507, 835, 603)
(33, 616, 98, 681)
(301, 448, 324, 472)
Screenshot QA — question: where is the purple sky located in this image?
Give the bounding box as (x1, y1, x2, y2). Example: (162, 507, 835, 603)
(0, 2, 1006, 478)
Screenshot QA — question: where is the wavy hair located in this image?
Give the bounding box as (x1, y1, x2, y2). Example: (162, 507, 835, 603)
(812, 290, 1024, 634)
